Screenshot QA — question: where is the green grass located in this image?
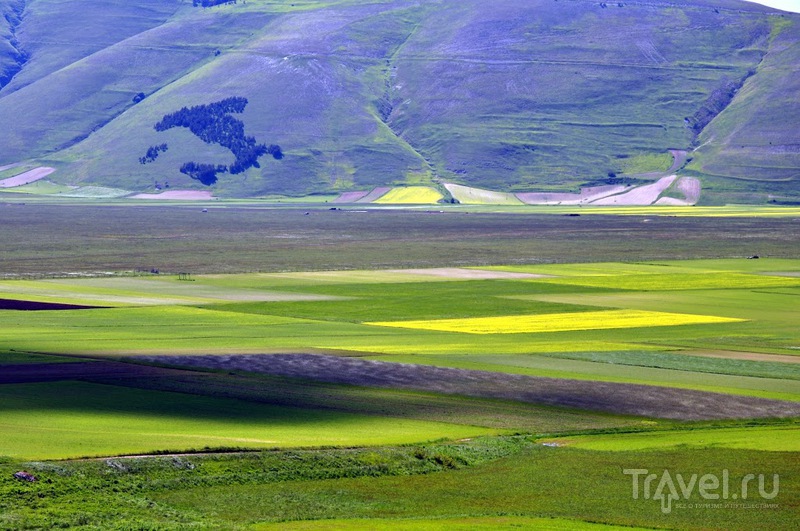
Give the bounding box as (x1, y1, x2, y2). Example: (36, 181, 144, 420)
(689, 17, 800, 186)
(108, 370, 641, 435)
(545, 423, 800, 452)
(155, 445, 798, 530)
(0, 350, 82, 365)
(542, 350, 800, 381)
(0, 436, 536, 529)
(4, 436, 795, 529)
(536, 272, 800, 291)
(254, 516, 648, 530)
(0, 180, 74, 195)
(616, 152, 675, 175)
(0, 381, 499, 460)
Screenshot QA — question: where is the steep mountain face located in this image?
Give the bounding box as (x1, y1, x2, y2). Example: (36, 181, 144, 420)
(0, 0, 797, 200)
(0, 0, 26, 88)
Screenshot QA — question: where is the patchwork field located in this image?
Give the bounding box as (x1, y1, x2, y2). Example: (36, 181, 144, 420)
(1, 255, 798, 529)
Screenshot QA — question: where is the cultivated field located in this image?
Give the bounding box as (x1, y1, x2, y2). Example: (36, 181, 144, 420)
(0, 205, 798, 529)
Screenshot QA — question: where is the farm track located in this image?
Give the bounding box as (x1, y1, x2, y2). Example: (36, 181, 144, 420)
(131, 354, 800, 421)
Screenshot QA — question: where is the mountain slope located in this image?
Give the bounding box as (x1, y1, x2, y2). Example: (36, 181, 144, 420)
(0, 0, 797, 200)
(687, 17, 800, 202)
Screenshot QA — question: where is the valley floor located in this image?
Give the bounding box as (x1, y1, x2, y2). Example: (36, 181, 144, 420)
(0, 205, 798, 529)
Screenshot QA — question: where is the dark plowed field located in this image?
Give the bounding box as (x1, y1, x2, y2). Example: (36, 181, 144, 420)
(131, 354, 800, 421)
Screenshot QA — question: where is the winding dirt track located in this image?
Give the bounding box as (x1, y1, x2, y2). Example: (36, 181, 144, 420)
(130, 354, 800, 421)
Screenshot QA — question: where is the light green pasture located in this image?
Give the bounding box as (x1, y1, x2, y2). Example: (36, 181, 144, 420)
(253, 516, 646, 530)
(0, 276, 346, 306)
(0, 382, 498, 460)
(545, 424, 800, 452)
(485, 257, 800, 276)
(536, 272, 800, 291)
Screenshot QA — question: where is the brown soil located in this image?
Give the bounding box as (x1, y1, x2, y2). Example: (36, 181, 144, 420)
(130, 354, 800, 421)
(333, 191, 370, 203)
(516, 185, 629, 205)
(592, 175, 677, 205)
(656, 176, 701, 206)
(356, 187, 391, 203)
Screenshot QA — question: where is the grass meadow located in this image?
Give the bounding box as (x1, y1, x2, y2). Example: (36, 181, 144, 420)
(0, 381, 500, 460)
(0, 206, 798, 529)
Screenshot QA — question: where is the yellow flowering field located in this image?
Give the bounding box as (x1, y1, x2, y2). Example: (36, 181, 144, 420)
(366, 309, 744, 335)
(373, 186, 444, 204)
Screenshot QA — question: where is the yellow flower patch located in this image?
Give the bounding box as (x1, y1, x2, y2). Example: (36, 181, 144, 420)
(365, 309, 744, 335)
(372, 186, 443, 204)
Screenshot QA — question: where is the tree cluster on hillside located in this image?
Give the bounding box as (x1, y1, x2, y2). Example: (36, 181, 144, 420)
(153, 97, 281, 185)
(138, 143, 168, 165)
(179, 162, 229, 186)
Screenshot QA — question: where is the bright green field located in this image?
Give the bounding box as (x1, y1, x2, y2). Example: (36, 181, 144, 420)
(0, 381, 498, 460)
(254, 516, 649, 530)
(544, 424, 800, 452)
(157, 445, 797, 530)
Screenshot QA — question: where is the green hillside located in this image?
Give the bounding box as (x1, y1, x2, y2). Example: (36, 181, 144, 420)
(0, 0, 798, 199)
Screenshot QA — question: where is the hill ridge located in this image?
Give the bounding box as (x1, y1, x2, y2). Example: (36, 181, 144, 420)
(0, 0, 797, 202)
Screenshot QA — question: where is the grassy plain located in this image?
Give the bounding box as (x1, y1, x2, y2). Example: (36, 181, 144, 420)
(544, 422, 800, 452)
(0, 381, 498, 460)
(0, 205, 798, 529)
(155, 446, 797, 530)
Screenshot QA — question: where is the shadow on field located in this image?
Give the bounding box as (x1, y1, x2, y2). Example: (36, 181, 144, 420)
(131, 354, 800, 421)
